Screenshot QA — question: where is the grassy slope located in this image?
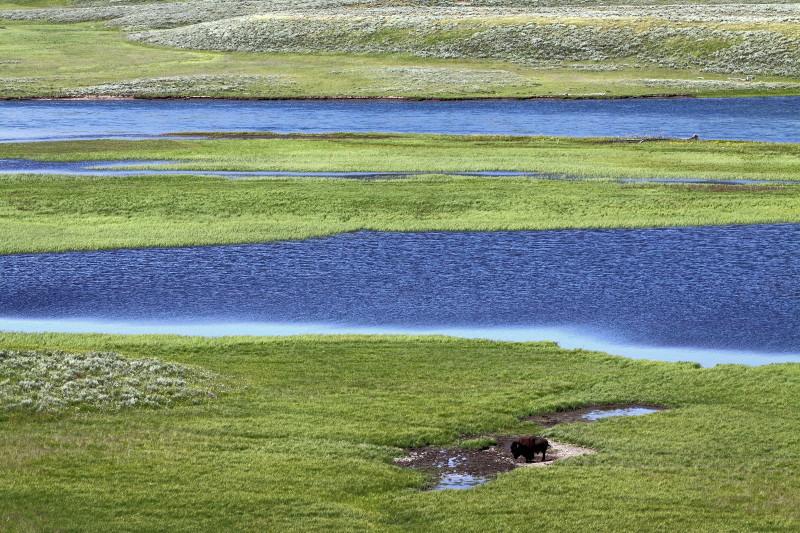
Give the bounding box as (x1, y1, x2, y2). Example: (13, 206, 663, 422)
(2, 135, 799, 254)
(1, 20, 800, 98)
(1, 332, 798, 532)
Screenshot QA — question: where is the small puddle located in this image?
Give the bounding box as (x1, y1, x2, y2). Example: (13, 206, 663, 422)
(525, 404, 670, 427)
(433, 474, 490, 491)
(582, 407, 664, 420)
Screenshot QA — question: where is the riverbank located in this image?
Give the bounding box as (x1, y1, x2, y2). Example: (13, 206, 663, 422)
(3, 16, 800, 100)
(0, 332, 798, 531)
(0, 93, 697, 101)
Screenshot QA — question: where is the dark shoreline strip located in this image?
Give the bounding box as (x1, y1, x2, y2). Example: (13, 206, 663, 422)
(0, 94, 696, 102)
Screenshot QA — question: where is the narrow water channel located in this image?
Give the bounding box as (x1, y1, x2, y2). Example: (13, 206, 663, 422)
(3, 97, 800, 142)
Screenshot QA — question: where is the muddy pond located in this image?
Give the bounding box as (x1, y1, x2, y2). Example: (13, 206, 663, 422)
(1, 224, 799, 367)
(397, 404, 668, 490)
(3, 96, 800, 142)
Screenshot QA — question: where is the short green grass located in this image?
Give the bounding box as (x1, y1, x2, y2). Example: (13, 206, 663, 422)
(1, 135, 799, 254)
(3, 173, 799, 254)
(0, 331, 798, 532)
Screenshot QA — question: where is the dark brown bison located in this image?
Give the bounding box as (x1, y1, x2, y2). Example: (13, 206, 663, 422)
(511, 436, 550, 463)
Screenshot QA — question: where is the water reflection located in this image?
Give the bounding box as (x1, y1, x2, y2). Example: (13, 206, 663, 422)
(1, 159, 796, 185)
(432, 474, 490, 491)
(582, 407, 664, 420)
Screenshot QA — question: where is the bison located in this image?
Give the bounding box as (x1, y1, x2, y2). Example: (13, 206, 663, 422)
(511, 436, 550, 463)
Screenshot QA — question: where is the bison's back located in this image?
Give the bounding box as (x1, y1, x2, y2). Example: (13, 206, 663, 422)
(517, 436, 549, 450)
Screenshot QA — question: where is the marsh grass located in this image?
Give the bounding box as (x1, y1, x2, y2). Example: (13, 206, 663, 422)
(0, 331, 798, 531)
(1, 173, 799, 254)
(1, 135, 799, 254)
(5, 134, 800, 181)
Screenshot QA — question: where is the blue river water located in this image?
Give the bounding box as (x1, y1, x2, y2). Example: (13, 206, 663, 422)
(2, 97, 800, 142)
(2, 225, 798, 366)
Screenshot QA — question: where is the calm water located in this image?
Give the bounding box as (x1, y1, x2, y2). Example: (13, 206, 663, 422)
(3, 159, 797, 184)
(582, 407, 664, 420)
(0, 159, 544, 179)
(2, 97, 800, 142)
(433, 474, 490, 491)
(1, 224, 799, 366)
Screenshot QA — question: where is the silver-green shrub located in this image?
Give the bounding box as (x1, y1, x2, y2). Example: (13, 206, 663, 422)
(0, 349, 223, 414)
(5, 1, 800, 76)
(62, 74, 295, 96)
(125, 10, 800, 77)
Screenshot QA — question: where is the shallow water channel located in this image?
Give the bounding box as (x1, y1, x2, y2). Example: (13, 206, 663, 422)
(3, 97, 800, 142)
(1, 159, 795, 185)
(0, 159, 545, 179)
(2, 224, 799, 366)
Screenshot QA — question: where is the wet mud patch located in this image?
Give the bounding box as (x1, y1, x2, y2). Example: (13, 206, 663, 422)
(394, 437, 596, 491)
(524, 403, 670, 428)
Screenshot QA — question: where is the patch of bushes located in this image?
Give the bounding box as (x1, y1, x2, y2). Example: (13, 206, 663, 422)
(0, 349, 223, 413)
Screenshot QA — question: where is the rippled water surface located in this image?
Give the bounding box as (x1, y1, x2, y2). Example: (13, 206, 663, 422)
(3, 97, 800, 142)
(1, 225, 799, 366)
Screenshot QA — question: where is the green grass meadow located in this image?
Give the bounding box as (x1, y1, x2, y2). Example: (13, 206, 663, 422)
(6, 135, 800, 180)
(1, 332, 799, 532)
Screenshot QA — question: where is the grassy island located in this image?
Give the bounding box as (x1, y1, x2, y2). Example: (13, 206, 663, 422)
(0, 134, 798, 254)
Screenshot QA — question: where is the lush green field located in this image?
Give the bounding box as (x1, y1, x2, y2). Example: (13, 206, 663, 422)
(2, 134, 799, 254)
(1, 332, 798, 532)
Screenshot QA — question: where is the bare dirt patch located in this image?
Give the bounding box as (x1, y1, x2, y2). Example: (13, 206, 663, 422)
(523, 403, 670, 428)
(394, 437, 596, 490)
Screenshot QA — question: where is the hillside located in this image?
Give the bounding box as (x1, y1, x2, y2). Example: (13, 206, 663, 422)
(2, 0, 800, 98)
